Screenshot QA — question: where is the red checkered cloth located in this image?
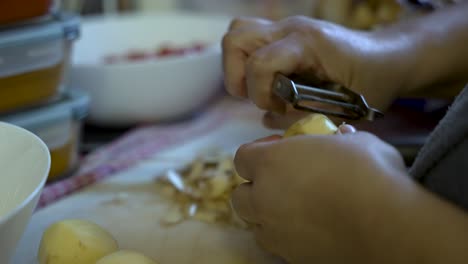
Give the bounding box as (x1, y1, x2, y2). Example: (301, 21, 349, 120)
(38, 98, 257, 209)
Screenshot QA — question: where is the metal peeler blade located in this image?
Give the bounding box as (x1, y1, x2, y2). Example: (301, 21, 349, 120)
(273, 74, 383, 121)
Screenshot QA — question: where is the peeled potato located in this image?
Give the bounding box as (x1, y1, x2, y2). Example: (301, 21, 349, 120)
(38, 219, 118, 264)
(96, 250, 159, 264)
(284, 114, 338, 137)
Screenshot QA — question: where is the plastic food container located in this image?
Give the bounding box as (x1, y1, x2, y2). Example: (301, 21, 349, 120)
(0, 0, 53, 25)
(0, 90, 89, 182)
(0, 13, 80, 114)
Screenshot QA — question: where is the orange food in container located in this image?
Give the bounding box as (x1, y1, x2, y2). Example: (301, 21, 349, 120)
(1, 90, 89, 182)
(0, 13, 80, 114)
(0, 0, 53, 25)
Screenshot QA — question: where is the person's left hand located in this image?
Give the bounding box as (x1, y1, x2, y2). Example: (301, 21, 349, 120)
(232, 131, 410, 263)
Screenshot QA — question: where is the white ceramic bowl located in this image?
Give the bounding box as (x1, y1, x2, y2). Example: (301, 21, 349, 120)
(70, 12, 232, 126)
(0, 122, 50, 264)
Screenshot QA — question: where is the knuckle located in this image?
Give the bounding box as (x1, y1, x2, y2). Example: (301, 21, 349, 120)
(281, 15, 310, 32)
(228, 18, 242, 30)
(221, 33, 235, 50)
(246, 52, 263, 68)
(280, 15, 325, 40)
(245, 55, 272, 111)
(286, 31, 306, 44)
(230, 17, 272, 31)
(229, 17, 249, 30)
(246, 52, 271, 76)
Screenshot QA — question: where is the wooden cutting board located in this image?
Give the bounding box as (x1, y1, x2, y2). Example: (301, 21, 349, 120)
(13, 120, 285, 264)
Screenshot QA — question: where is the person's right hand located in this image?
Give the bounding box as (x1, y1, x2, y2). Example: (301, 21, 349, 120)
(222, 16, 416, 127)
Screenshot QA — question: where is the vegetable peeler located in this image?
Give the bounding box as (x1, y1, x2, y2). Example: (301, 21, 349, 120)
(273, 74, 384, 121)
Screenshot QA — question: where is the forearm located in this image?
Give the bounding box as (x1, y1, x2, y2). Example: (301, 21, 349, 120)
(362, 172, 468, 263)
(374, 3, 468, 98)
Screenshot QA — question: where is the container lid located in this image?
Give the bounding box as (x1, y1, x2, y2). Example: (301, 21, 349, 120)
(0, 12, 80, 78)
(0, 89, 90, 131)
(0, 12, 80, 49)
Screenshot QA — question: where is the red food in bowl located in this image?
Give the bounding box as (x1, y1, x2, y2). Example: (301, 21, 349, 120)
(103, 43, 207, 64)
(125, 50, 151, 61)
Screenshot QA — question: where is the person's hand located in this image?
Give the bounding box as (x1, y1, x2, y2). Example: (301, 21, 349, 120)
(223, 16, 413, 117)
(232, 130, 412, 263)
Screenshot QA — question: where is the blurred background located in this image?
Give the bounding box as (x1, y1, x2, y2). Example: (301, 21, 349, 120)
(0, 0, 452, 184)
(60, 0, 405, 28)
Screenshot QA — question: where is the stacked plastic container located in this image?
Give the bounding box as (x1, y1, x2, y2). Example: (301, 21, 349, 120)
(0, 1, 89, 182)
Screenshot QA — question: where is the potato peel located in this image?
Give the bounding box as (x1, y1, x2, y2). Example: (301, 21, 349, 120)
(156, 154, 248, 228)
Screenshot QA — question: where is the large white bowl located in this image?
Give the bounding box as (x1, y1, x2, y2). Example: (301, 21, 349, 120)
(0, 122, 50, 264)
(70, 12, 231, 126)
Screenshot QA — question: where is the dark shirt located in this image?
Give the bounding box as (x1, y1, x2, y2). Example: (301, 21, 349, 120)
(410, 85, 468, 209)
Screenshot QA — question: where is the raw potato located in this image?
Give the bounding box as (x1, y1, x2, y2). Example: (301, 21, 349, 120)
(351, 3, 376, 29)
(96, 250, 159, 264)
(284, 114, 338, 137)
(38, 219, 118, 264)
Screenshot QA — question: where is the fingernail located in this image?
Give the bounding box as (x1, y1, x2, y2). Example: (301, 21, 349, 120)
(338, 124, 357, 134)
